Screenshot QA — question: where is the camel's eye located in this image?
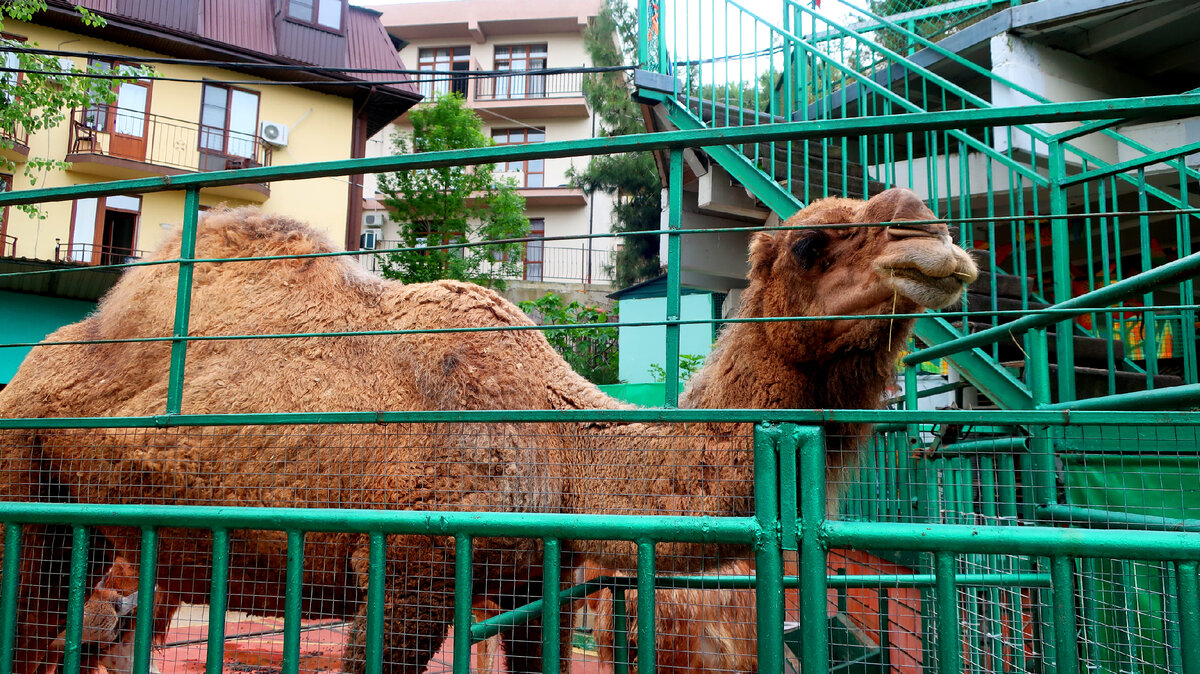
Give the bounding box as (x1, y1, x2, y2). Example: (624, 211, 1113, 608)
(791, 230, 829, 270)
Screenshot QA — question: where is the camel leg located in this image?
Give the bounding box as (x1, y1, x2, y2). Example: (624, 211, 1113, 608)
(344, 538, 457, 674)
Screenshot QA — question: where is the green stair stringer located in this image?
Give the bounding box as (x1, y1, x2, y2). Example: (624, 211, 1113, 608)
(644, 90, 805, 218)
(913, 316, 1034, 410)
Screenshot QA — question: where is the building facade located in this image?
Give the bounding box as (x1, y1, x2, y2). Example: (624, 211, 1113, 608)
(361, 0, 618, 296)
(0, 0, 420, 385)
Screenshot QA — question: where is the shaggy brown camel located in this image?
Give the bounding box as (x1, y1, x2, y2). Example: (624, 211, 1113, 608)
(0, 188, 976, 674)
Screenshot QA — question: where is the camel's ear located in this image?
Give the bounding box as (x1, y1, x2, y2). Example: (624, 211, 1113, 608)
(860, 188, 933, 225)
(748, 232, 777, 280)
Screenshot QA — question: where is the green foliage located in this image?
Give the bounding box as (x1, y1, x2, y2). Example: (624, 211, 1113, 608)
(648, 354, 706, 384)
(1, 2, 149, 216)
(867, 0, 986, 53)
(518, 292, 619, 385)
(376, 94, 530, 290)
(569, 0, 662, 289)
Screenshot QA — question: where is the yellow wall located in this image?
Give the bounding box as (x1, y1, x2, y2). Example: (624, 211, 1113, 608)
(3, 20, 357, 261)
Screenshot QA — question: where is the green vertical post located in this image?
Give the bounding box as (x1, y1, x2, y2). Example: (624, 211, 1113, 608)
(1048, 141, 1076, 403)
(206, 529, 230, 674)
(1177, 561, 1200, 674)
(133, 526, 158, 674)
(281, 530, 304, 674)
(0, 524, 21, 674)
(454, 534, 473, 674)
(165, 188, 201, 414)
(756, 424, 785, 674)
(542, 537, 561, 672)
(637, 539, 656, 673)
(637, 0, 649, 68)
(935, 552, 961, 674)
(613, 587, 630, 674)
(1051, 556, 1080, 674)
(665, 149, 683, 407)
(63, 525, 90, 674)
(798, 425, 829, 674)
(366, 532, 386, 674)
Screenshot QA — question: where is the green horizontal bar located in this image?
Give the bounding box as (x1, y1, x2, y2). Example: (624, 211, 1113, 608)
(9, 303, 1198, 351)
(0, 503, 757, 542)
(1040, 384, 1200, 411)
(6, 95, 1200, 207)
(907, 251, 1200, 364)
(4, 409, 1200, 429)
(1038, 504, 1200, 533)
(1062, 138, 1200, 186)
(824, 520, 1200, 561)
(471, 578, 610, 641)
(932, 436, 1028, 456)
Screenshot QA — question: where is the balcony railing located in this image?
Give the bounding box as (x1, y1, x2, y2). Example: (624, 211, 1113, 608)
(66, 106, 273, 174)
(363, 242, 614, 285)
(1, 234, 15, 257)
(55, 241, 150, 267)
(473, 71, 584, 101)
(0, 124, 28, 148)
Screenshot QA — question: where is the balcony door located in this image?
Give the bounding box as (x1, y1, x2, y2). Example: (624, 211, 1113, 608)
(108, 80, 150, 161)
(494, 44, 546, 99)
(69, 196, 141, 265)
(200, 84, 261, 171)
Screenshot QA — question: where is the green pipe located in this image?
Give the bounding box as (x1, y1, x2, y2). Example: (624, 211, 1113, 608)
(1063, 137, 1200, 186)
(541, 538, 561, 672)
(7, 408, 1200, 431)
(755, 424, 785, 674)
(1041, 384, 1200, 411)
(636, 539, 656, 673)
(930, 436, 1027, 457)
(281, 530, 304, 674)
(798, 425, 830, 674)
(165, 188, 200, 415)
(613, 587, 630, 674)
(133, 527, 158, 674)
(453, 534, 473, 674)
(1169, 564, 1185, 674)
(1178, 561, 1200, 674)
(62, 525, 90, 674)
(935, 553, 961, 674)
(1050, 143, 1077, 403)
(365, 532, 386, 674)
(206, 529, 230, 674)
(1051, 557, 1080, 674)
(907, 251, 1200, 364)
(1037, 504, 1200, 533)
(665, 149, 682, 407)
(824, 520, 1200, 560)
(0, 524, 21, 674)
(471, 577, 609, 641)
(10, 96, 1200, 209)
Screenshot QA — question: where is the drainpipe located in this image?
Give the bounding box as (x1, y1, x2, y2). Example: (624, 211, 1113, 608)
(586, 108, 595, 285)
(345, 86, 376, 252)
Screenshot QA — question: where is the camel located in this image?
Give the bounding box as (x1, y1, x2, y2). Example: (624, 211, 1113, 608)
(0, 188, 976, 674)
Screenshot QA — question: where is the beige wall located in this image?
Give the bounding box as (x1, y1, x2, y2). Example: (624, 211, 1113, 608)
(3, 20, 357, 261)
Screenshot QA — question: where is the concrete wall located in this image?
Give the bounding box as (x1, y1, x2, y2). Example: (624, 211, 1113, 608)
(3, 20, 356, 262)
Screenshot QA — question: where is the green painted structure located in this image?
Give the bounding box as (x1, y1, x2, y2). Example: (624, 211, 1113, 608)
(607, 276, 725, 385)
(0, 291, 94, 385)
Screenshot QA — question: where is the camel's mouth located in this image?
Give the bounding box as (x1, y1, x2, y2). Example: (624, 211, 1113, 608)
(879, 266, 973, 309)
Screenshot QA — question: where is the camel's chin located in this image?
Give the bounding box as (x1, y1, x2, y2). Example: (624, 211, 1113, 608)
(889, 275, 967, 310)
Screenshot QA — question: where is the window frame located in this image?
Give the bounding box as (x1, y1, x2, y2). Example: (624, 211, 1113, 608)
(492, 43, 548, 99)
(491, 127, 546, 188)
(416, 46, 471, 99)
(198, 82, 262, 170)
(523, 218, 545, 281)
(285, 0, 347, 34)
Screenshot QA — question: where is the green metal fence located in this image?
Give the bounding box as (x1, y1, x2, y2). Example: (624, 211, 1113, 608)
(3, 59, 1200, 674)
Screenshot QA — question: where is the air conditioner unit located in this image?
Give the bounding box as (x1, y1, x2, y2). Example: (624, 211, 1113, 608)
(360, 230, 378, 250)
(260, 121, 289, 147)
(364, 214, 378, 226)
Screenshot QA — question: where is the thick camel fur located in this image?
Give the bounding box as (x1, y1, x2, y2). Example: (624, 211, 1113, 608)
(0, 189, 976, 673)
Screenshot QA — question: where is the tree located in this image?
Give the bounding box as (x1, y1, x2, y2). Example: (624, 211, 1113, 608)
(1, 1, 146, 215)
(376, 93, 529, 290)
(569, 0, 662, 289)
(518, 292, 619, 385)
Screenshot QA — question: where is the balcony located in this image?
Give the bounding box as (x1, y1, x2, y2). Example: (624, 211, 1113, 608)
(65, 106, 273, 202)
(0, 125, 29, 164)
(423, 71, 589, 118)
(2, 234, 15, 257)
(55, 241, 151, 267)
(362, 243, 614, 285)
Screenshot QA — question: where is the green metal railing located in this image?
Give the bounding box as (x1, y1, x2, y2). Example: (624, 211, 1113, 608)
(4, 92, 1200, 673)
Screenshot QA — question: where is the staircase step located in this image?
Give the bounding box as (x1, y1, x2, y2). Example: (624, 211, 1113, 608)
(967, 271, 1034, 302)
(962, 322, 1127, 367)
(1002, 362, 1183, 400)
(961, 292, 1051, 323)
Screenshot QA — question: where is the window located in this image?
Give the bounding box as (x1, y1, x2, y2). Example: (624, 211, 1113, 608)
(492, 128, 546, 188)
(0, 36, 20, 105)
(199, 84, 261, 172)
(417, 46, 470, 99)
(288, 0, 344, 31)
(524, 218, 545, 281)
(494, 44, 547, 99)
(69, 195, 141, 266)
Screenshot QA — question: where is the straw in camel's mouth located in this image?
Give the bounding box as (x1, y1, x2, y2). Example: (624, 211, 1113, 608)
(880, 266, 971, 308)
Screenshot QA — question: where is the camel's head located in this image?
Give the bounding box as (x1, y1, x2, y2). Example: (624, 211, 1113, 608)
(746, 188, 978, 359)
